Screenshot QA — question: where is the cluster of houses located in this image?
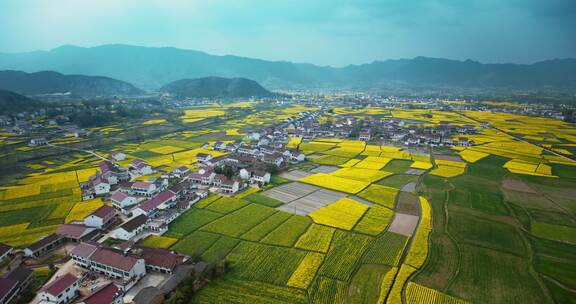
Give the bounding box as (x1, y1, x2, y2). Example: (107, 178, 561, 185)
(281, 112, 478, 147)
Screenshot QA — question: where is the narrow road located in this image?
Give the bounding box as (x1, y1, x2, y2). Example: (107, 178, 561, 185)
(47, 142, 110, 162)
(457, 111, 576, 164)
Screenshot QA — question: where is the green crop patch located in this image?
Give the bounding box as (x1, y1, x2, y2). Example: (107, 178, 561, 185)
(362, 232, 408, 266)
(261, 215, 311, 247)
(318, 230, 372, 281)
(201, 204, 277, 237)
(241, 212, 292, 242)
(167, 208, 223, 238)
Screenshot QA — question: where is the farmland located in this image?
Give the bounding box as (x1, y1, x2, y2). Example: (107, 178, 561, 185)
(1, 101, 575, 304)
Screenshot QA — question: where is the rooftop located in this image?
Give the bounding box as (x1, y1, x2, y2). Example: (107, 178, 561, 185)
(40, 273, 78, 297)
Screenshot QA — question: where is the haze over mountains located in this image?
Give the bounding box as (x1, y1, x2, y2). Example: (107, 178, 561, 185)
(0, 44, 575, 91)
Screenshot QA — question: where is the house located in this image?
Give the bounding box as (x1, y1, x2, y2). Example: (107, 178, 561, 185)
(84, 205, 116, 229)
(284, 150, 305, 163)
(29, 137, 48, 146)
(24, 234, 63, 258)
(0, 243, 13, 263)
(111, 191, 138, 212)
(140, 248, 187, 274)
(110, 151, 126, 161)
(88, 248, 146, 289)
(213, 141, 227, 151)
(55, 224, 99, 242)
(196, 153, 212, 162)
(74, 282, 122, 304)
(131, 181, 157, 196)
(220, 178, 240, 194)
(91, 177, 110, 195)
(239, 168, 251, 180)
(171, 166, 189, 178)
(262, 153, 284, 167)
(70, 242, 99, 268)
(114, 215, 148, 240)
(0, 278, 19, 304)
(358, 130, 371, 141)
(132, 191, 176, 217)
(38, 274, 79, 304)
(130, 160, 153, 176)
(250, 170, 271, 185)
(0, 267, 33, 303)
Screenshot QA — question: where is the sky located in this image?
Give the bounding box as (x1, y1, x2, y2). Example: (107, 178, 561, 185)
(0, 0, 575, 66)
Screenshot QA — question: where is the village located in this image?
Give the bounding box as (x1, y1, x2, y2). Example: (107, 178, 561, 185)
(0, 104, 489, 304)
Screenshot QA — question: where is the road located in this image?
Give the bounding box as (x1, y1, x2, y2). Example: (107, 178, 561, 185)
(47, 142, 110, 162)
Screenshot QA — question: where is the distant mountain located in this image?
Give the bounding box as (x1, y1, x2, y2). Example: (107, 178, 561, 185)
(160, 77, 273, 98)
(0, 89, 42, 114)
(0, 44, 575, 91)
(0, 70, 143, 97)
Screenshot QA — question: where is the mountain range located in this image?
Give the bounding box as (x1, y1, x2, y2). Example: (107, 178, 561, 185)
(0, 70, 142, 97)
(0, 44, 575, 91)
(0, 89, 42, 113)
(160, 77, 273, 98)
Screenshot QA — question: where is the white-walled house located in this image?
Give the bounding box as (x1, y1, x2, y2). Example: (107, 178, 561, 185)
(131, 181, 157, 196)
(83, 205, 116, 229)
(110, 151, 126, 161)
(114, 215, 148, 240)
(89, 248, 146, 290)
(132, 191, 176, 217)
(110, 192, 138, 212)
(250, 170, 271, 185)
(38, 274, 79, 304)
(92, 178, 110, 195)
(239, 168, 251, 180)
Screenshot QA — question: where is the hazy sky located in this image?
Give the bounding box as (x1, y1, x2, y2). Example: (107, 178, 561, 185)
(1, 0, 575, 66)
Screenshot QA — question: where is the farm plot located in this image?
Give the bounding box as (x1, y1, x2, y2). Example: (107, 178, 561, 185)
(261, 182, 320, 203)
(309, 276, 347, 304)
(166, 208, 223, 238)
(287, 252, 325, 289)
(354, 205, 394, 236)
(347, 265, 393, 304)
(280, 170, 312, 181)
(531, 222, 576, 244)
(171, 231, 220, 256)
(226, 241, 307, 285)
(139, 235, 178, 248)
(204, 197, 249, 214)
(330, 167, 392, 183)
(308, 198, 368, 230)
(201, 204, 277, 237)
(357, 184, 398, 209)
(387, 213, 420, 237)
(362, 232, 409, 266)
(241, 212, 292, 241)
(448, 211, 525, 256)
(192, 278, 307, 304)
(310, 165, 340, 174)
(278, 188, 348, 215)
(201, 236, 240, 263)
(448, 244, 549, 304)
(295, 224, 335, 253)
(406, 282, 470, 304)
(318, 230, 372, 281)
(299, 173, 370, 194)
(261, 215, 311, 246)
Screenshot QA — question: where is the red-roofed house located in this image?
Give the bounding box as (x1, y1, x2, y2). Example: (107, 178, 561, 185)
(70, 242, 99, 268)
(130, 160, 153, 176)
(140, 248, 187, 274)
(39, 274, 79, 304)
(55, 224, 99, 242)
(110, 191, 138, 213)
(88, 248, 146, 290)
(75, 282, 122, 304)
(132, 191, 176, 217)
(114, 215, 148, 240)
(131, 181, 157, 197)
(84, 205, 116, 229)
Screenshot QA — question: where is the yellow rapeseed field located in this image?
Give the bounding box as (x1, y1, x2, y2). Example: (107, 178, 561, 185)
(299, 173, 370, 194)
(308, 198, 368, 230)
(287, 252, 325, 289)
(411, 161, 433, 170)
(330, 168, 392, 183)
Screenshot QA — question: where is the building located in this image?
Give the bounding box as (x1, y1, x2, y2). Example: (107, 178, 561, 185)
(38, 274, 79, 304)
(139, 248, 187, 274)
(219, 178, 240, 194)
(29, 137, 48, 147)
(91, 178, 110, 196)
(0, 278, 19, 304)
(250, 170, 271, 185)
(24, 234, 63, 258)
(132, 191, 176, 217)
(70, 242, 99, 268)
(114, 215, 148, 240)
(130, 160, 153, 176)
(0, 267, 33, 304)
(88, 248, 146, 290)
(74, 282, 122, 304)
(110, 151, 126, 161)
(0, 243, 12, 263)
(111, 191, 138, 213)
(55, 224, 99, 242)
(131, 181, 157, 197)
(84, 205, 116, 229)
